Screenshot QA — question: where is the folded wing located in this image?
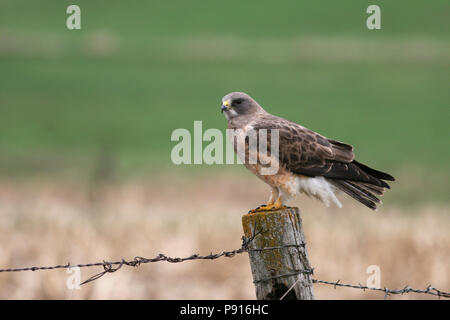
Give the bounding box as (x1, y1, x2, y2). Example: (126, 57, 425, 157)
(254, 115, 395, 209)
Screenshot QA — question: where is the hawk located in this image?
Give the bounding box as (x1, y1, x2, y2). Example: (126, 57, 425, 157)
(221, 92, 395, 212)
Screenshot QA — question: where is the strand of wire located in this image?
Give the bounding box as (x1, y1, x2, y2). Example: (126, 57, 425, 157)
(312, 279, 450, 299)
(0, 250, 247, 273)
(0, 235, 257, 285)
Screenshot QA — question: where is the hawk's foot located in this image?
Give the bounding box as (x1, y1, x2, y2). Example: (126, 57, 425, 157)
(248, 197, 286, 214)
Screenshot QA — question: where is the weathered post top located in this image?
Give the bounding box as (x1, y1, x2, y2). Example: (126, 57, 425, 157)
(242, 207, 314, 300)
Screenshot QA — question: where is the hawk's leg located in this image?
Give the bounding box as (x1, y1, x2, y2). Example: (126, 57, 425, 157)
(248, 188, 286, 213)
(266, 187, 279, 206)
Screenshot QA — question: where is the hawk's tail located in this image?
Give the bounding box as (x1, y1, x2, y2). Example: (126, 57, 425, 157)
(329, 180, 382, 210)
(329, 161, 395, 210)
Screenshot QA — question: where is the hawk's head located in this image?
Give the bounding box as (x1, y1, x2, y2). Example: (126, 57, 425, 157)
(221, 92, 262, 120)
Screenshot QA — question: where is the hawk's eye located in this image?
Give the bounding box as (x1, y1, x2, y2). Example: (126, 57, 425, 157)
(234, 99, 243, 105)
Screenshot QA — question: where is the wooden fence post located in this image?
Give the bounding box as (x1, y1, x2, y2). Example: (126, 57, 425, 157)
(242, 207, 314, 300)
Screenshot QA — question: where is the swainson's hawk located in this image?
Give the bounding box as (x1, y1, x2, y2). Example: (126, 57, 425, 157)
(221, 92, 395, 211)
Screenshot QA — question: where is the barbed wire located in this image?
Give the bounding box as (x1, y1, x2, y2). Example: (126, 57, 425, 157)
(0, 235, 254, 285)
(312, 279, 450, 299)
(0, 233, 448, 298)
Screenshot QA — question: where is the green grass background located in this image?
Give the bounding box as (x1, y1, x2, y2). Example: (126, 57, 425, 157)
(0, 1, 449, 203)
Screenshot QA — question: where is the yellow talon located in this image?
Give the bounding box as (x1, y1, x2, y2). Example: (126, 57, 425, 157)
(248, 196, 286, 213)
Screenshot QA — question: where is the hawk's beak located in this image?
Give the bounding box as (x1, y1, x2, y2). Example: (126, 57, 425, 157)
(221, 100, 231, 113)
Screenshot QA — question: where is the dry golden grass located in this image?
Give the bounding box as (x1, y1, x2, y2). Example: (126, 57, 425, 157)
(0, 173, 448, 299)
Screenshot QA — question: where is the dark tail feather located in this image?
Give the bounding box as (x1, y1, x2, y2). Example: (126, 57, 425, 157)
(359, 182, 385, 195)
(352, 160, 395, 182)
(346, 181, 381, 203)
(330, 180, 380, 210)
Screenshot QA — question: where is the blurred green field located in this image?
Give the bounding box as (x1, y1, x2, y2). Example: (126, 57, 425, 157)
(0, 1, 449, 203)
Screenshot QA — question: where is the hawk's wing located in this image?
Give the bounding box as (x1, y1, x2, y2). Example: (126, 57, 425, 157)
(253, 114, 394, 188)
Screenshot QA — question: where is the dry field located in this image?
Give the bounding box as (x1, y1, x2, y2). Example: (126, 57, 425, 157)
(0, 173, 448, 299)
